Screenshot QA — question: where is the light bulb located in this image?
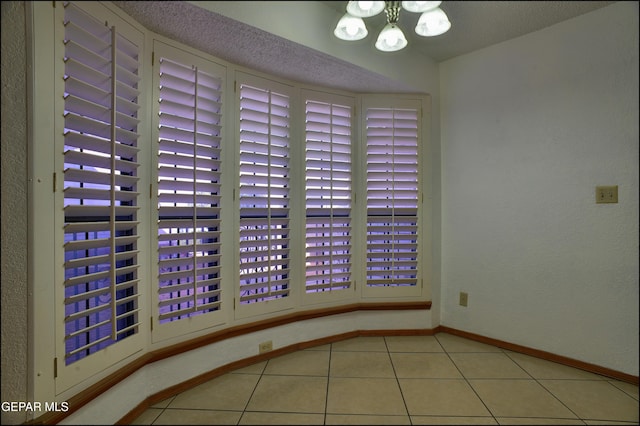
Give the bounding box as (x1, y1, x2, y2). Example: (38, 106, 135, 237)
(386, 30, 398, 46)
(346, 21, 359, 37)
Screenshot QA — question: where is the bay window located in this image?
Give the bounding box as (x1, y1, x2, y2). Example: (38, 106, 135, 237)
(32, 0, 429, 403)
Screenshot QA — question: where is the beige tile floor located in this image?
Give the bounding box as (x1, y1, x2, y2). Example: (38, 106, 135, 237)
(131, 333, 639, 425)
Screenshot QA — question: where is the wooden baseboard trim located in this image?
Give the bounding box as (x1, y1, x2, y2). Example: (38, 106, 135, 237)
(439, 326, 639, 386)
(28, 302, 430, 425)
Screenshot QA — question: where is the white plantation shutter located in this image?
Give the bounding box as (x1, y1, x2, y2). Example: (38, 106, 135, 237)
(238, 81, 291, 305)
(62, 2, 141, 365)
(156, 56, 223, 323)
(304, 98, 353, 293)
(366, 107, 420, 289)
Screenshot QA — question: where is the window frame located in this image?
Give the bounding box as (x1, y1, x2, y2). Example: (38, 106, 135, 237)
(360, 96, 428, 299)
(150, 40, 228, 342)
(300, 89, 358, 305)
(50, 0, 148, 395)
(234, 71, 298, 319)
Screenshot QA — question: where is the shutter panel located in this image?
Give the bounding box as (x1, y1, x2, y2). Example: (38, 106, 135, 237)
(239, 83, 290, 305)
(62, 2, 140, 365)
(366, 107, 419, 288)
(304, 99, 352, 293)
(157, 57, 223, 323)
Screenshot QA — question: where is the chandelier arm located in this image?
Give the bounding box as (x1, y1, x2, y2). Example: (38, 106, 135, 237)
(384, 1, 401, 24)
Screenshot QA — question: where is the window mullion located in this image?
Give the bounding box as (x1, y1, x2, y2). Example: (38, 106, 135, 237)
(192, 66, 199, 311)
(329, 104, 336, 287)
(109, 25, 117, 340)
(390, 109, 396, 281)
(267, 90, 273, 299)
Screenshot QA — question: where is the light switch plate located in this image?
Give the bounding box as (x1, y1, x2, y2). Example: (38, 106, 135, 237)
(596, 186, 618, 204)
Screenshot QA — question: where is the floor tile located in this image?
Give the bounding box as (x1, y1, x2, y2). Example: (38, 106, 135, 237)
(506, 352, 607, 380)
(435, 333, 503, 352)
(246, 375, 327, 413)
(129, 408, 163, 425)
(239, 411, 325, 424)
(327, 377, 406, 415)
(449, 352, 530, 379)
(390, 352, 462, 378)
(168, 373, 259, 411)
(608, 380, 639, 400)
(326, 414, 411, 424)
(330, 351, 395, 378)
(411, 415, 498, 424)
(127, 335, 638, 425)
(264, 349, 330, 376)
(399, 378, 491, 417)
(151, 408, 242, 425)
(331, 336, 388, 352)
(540, 379, 639, 422)
(384, 335, 444, 353)
(496, 418, 585, 425)
(469, 379, 578, 419)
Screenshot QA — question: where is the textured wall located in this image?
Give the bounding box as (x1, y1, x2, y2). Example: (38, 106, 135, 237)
(440, 2, 639, 375)
(1, 1, 29, 425)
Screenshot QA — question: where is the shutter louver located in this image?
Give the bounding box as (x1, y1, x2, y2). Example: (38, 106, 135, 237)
(366, 107, 419, 288)
(239, 83, 290, 304)
(62, 2, 140, 365)
(305, 99, 352, 293)
(157, 57, 222, 323)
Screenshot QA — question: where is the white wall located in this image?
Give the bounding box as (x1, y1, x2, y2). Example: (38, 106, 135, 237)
(440, 1, 639, 375)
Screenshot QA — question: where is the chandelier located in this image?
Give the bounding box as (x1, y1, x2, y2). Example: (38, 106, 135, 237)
(334, 1, 451, 52)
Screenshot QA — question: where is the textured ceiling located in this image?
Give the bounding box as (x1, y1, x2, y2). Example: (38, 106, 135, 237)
(113, 1, 417, 93)
(112, 1, 616, 93)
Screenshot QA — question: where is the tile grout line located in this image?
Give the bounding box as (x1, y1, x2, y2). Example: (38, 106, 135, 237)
(501, 350, 584, 423)
(323, 343, 333, 425)
(149, 394, 176, 425)
(236, 359, 268, 425)
(436, 334, 500, 424)
(383, 336, 414, 425)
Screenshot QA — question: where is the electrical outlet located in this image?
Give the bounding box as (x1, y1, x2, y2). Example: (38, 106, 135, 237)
(459, 292, 468, 307)
(259, 341, 273, 354)
(596, 186, 618, 204)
